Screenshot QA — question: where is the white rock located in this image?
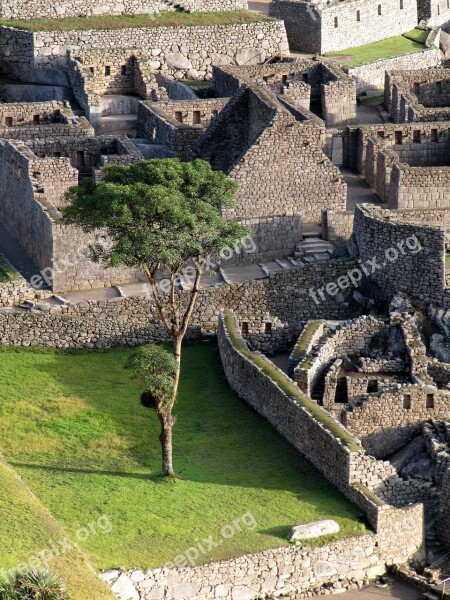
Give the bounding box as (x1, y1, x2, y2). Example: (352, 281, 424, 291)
(288, 520, 340, 541)
(235, 47, 266, 66)
(166, 52, 192, 70)
(111, 573, 139, 600)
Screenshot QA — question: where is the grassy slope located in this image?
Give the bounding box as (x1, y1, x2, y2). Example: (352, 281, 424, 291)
(0, 255, 20, 283)
(0, 457, 114, 599)
(325, 30, 427, 67)
(0, 345, 366, 570)
(0, 10, 271, 32)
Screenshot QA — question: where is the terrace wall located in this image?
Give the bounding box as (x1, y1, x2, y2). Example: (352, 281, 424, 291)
(0, 0, 247, 20)
(0, 21, 289, 82)
(104, 531, 421, 600)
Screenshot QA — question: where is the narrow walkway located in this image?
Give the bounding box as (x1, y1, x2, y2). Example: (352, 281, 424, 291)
(0, 222, 44, 285)
(340, 168, 386, 212)
(340, 579, 422, 599)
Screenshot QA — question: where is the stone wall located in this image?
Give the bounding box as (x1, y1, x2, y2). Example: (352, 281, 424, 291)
(66, 49, 157, 117)
(386, 67, 450, 122)
(269, 0, 417, 54)
(352, 204, 448, 306)
(322, 209, 354, 246)
(0, 100, 93, 140)
(232, 214, 302, 263)
(348, 49, 442, 94)
(0, 261, 363, 343)
(0, 0, 247, 20)
(0, 21, 289, 82)
(294, 316, 387, 397)
(137, 98, 229, 160)
(0, 277, 36, 307)
(343, 386, 450, 457)
(212, 59, 357, 127)
(218, 310, 428, 522)
(102, 533, 416, 600)
(439, 468, 450, 548)
(389, 162, 450, 209)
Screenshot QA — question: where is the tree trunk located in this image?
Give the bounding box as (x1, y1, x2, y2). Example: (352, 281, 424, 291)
(158, 336, 182, 477)
(159, 413, 175, 477)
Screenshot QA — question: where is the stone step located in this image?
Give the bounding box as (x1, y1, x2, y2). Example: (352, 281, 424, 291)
(302, 230, 322, 239)
(299, 246, 333, 256)
(99, 114, 137, 135)
(275, 258, 293, 269)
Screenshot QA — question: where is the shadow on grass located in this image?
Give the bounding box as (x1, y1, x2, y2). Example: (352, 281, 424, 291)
(3, 344, 367, 528)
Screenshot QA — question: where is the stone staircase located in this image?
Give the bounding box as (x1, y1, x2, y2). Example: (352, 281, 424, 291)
(294, 230, 334, 263)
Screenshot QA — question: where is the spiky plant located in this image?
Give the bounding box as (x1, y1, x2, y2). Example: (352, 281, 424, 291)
(12, 570, 69, 600)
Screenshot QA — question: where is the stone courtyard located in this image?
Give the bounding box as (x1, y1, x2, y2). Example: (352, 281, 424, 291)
(0, 0, 449, 599)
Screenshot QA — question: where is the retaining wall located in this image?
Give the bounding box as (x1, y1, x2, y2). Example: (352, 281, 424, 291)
(0, 21, 288, 82)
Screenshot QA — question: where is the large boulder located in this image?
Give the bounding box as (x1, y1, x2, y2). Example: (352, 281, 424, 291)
(235, 47, 266, 66)
(288, 520, 340, 541)
(165, 52, 192, 70)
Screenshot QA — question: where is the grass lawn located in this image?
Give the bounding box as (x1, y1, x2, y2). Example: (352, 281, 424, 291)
(0, 254, 20, 283)
(0, 344, 367, 571)
(0, 10, 271, 32)
(325, 30, 427, 67)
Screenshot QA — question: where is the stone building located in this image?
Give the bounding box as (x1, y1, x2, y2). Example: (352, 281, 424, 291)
(0, 136, 145, 291)
(269, 0, 418, 54)
(213, 58, 357, 127)
(386, 67, 450, 123)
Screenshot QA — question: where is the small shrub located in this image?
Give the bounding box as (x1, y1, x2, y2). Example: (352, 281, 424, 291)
(140, 390, 157, 409)
(0, 571, 69, 600)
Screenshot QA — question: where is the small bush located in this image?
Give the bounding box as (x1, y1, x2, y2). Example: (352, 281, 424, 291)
(0, 570, 69, 600)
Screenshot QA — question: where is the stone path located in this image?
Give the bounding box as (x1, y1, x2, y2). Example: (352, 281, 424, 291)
(340, 168, 385, 212)
(248, 0, 270, 15)
(340, 579, 423, 599)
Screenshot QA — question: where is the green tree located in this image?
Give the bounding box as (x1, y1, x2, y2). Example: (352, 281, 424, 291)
(127, 345, 178, 475)
(64, 158, 249, 476)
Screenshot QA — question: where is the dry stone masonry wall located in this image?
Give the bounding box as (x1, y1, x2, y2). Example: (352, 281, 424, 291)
(0, 21, 289, 82)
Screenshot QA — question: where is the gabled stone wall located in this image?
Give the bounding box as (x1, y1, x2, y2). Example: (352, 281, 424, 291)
(199, 85, 346, 223)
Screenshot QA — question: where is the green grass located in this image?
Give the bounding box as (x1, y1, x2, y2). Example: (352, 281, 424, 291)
(402, 28, 429, 44)
(0, 457, 114, 599)
(0, 10, 271, 32)
(293, 320, 323, 359)
(325, 30, 427, 68)
(0, 255, 20, 283)
(224, 311, 362, 452)
(0, 344, 367, 571)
